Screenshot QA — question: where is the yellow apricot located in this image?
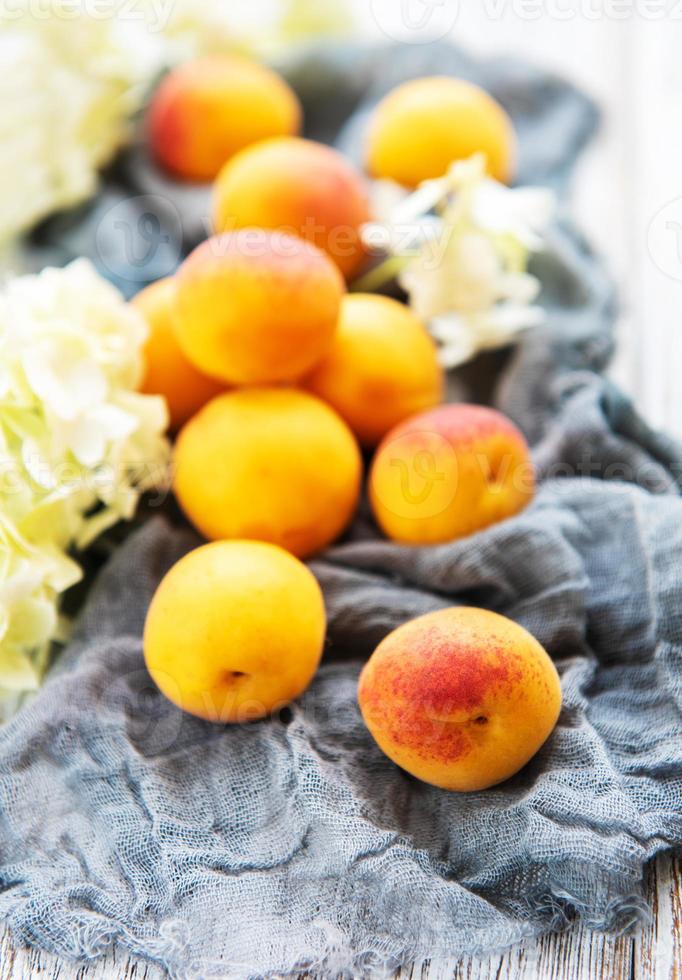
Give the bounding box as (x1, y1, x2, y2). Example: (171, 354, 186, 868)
(132, 278, 225, 431)
(173, 387, 362, 559)
(144, 540, 326, 723)
(174, 231, 345, 386)
(366, 76, 516, 187)
(303, 294, 443, 447)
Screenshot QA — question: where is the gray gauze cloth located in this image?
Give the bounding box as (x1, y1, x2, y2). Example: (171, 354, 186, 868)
(2, 43, 682, 979)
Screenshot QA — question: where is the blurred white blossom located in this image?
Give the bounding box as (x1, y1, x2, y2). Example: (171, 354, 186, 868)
(268, 0, 353, 48)
(0, 259, 170, 694)
(362, 155, 555, 368)
(1, 0, 349, 244)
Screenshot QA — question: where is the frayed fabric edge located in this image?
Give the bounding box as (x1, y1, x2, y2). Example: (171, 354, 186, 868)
(0, 869, 656, 980)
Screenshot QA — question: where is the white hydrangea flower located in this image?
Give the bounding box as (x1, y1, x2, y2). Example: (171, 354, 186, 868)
(0, 259, 170, 695)
(362, 154, 556, 368)
(0, 0, 240, 244)
(0, 0, 352, 245)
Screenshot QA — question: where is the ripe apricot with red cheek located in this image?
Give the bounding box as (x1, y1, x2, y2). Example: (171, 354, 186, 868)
(358, 607, 562, 791)
(149, 55, 301, 181)
(213, 137, 370, 279)
(369, 404, 534, 545)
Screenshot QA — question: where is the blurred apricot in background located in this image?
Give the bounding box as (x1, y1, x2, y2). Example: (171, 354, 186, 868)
(149, 55, 301, 181)
(213, 137, 370, 279)
(132, 278, 225, 431)
(366, 76, 516, 187)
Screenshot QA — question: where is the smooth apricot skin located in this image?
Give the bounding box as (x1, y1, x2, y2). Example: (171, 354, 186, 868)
(358, 607, 562, 791)
(369, 404, 535, 546)
(173, 388, 362, 559)
(366, 77, 516, 187)
(174, 231, 346, 385)
(213, 137, 371, 279)
(144, 540, 326, 723)
(304, 294, 444, 447)
(149, 55, 301, 181)
(132, 278, 225, 431)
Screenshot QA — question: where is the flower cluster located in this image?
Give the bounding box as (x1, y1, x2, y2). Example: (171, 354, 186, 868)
(0, 0, 351, 244)
(0, 259, 170, 693)
(362, 154, 556, 368)
(0, 0, 242, 243)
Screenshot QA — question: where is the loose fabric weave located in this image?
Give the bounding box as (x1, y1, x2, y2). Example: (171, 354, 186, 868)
(1, 43, 681, 979)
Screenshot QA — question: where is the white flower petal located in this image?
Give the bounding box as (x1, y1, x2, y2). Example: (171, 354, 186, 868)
(497, 272, 542, 305)
(23, 348, 108, 421)
(430, 314, 478, 368)
(471, 184, 556, 250)
(372, 152, 554, 369)
(0, 647, 41, 692)
(0, 260, 170, 694)
(390, 178, 448, 224)
(485, 304, 547, 336)
(368, 180, 410, 223)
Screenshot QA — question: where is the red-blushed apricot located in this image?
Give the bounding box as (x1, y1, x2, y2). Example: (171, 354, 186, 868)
(369, 404, 534, 545)
(174, 230, 346, 385)
(303, 294, 444, 447)
(131, 277, 225, 431)
(149, 55, 301, 181)
(213, 137, 371, 279)
(366, 77, 516, 187)
(358, 607, 562, 791)
(144, 540, 326, 723)
(173, 387, 362, 559)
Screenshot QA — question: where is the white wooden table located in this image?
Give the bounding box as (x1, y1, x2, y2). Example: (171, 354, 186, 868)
(3, 4, 682, 978)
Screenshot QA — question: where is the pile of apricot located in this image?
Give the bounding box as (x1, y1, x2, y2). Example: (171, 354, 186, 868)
(138, 53, 560, 792)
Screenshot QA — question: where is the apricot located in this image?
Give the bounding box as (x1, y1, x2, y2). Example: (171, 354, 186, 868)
(358, 607, 561, 791)
(369, 404, 534, 546)
(149, 54, 301, 181)
(132, 278, 225, 431)
(366, 77, 516, 187)
(144, 540, 326, 723)
(213, 137, 370, 279)
(174, 388, 362, 558)
(174, 231, 345, 385)
(304, 294, 443, 447)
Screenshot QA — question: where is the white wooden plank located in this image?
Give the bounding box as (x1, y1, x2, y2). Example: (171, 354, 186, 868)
(620, 17, 682, 437)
